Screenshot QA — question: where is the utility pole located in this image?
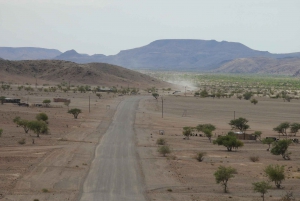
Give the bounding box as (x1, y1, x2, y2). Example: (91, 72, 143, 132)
(35, 75, 37, 89)
(161, 96, 164, 118)
(185, 86, 186, 96)
(89, 95, 90, 113)
(234, 111, 235, 120)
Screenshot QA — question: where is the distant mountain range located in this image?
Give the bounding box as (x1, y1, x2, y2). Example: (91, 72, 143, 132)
(1, 40, 300, 74)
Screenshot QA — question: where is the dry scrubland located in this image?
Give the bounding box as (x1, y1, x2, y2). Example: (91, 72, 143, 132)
(135, 94, 300, 201)
(0, 86, 122, 200)
(1, 79, 300, 201)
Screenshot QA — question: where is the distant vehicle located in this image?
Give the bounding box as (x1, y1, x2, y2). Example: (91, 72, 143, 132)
(265, 137, 279, 141)
(32, 103, 43, 107)
(18, 103, 29, 107)
(234, 131, 244, 135)
(172, 91, 181, 94)
(291, 138, 299, 143)
(5, 98, 21, 103)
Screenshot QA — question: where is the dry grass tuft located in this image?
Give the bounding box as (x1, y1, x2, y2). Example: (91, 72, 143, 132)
(249, 156, 259, 162)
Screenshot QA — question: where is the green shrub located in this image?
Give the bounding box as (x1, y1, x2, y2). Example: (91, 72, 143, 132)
(157, 145, 171, 157)
(249, 156, 259, 162)
(42, 188, 49, 193)
(36, 113, 48, 122)
(156, 138, 166, 145)
(195, 152, 206, 162)
(243, 91, 253, 100)
(251, 98, 258, 105)
(280, 191, 295, 201)
(18, 138, 26, 145)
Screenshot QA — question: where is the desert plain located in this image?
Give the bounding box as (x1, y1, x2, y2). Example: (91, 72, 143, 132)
(0, 84, 299, 201)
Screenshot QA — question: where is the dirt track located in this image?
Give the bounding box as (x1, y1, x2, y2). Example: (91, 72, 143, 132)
(79, 97, 146, 201)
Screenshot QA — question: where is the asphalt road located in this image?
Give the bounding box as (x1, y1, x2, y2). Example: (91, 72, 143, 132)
(79, 97, 146, 201)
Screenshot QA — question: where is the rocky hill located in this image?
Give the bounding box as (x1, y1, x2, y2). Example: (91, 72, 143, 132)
(0, 60, 169, 87)
(55, 50, 106, 64)
(214, 57, 300, 75)
(0, 47, 62, 60)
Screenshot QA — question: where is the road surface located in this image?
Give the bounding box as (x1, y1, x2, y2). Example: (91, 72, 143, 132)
(79, 97, 146, 201)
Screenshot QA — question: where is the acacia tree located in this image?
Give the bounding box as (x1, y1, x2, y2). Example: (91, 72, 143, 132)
(271, 139, 292, 160)
(13, 117, 30, 133)
(273, 122, 300, 138)
(253, 131, 262, 141)
(77, 86, 86, 93)
(214, 166, 237, 193)
(229, 117, 249, 133)
(264, 164, 285, 189)
(213, 133, 244, 151)
(0, 96, 6, 104)
(196, 124, 216, 142)
(182, 127, 193, 140)
(27, 120, 49, 137)
(68, 108, 82, 119)
(36, 113, 48, 123)
(262, 138, 275, 151)
(252, 181, 272, 201)
(96, 93, 102, 99)
(152, 93, 159, 100)
(200, 89, 209, 97)
(273, 122, 289, 138)
(290, 123, 300, 136)
(43, 99, 51, 107)
(229, 117, 250, 140)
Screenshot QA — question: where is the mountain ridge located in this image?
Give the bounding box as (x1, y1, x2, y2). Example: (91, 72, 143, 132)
(53, 39, 300, 71)
(0, 47, 62, 60)
(1, 39, 300, 72)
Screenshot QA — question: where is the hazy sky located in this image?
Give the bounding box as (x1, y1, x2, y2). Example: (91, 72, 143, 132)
(1, 0, 300, 55)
